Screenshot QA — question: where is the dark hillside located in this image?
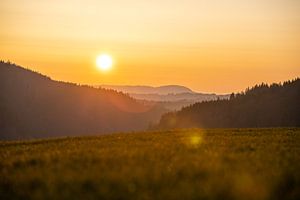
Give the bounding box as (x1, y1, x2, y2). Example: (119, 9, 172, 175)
(0, 61, 164, 140)
(156, 78, 300, 129)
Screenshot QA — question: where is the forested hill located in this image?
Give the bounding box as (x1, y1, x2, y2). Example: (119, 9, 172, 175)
(156, 78, 300, 129)
(0, 61, 164, 140)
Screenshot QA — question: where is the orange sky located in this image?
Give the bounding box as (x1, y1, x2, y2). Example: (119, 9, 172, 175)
(1, 0, 300, 93)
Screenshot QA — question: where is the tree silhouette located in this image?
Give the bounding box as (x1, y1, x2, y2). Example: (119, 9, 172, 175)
(156, 78, 300, 129)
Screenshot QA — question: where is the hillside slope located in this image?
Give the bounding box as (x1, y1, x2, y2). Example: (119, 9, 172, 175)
(0, 61, 165, 140)
(100, 85, 195, 95)
(156, 79, 300, 129)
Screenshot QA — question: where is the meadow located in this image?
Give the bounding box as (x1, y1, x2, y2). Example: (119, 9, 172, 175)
(1, 128, 299, 200)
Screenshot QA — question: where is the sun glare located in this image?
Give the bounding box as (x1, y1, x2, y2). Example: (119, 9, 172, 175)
(96, 54, 113, 71)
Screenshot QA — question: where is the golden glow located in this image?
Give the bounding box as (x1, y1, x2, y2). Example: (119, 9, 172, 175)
(96, 54, 113, 72)
(190, 135, 202, 146)
(183, 131, 204, 148)
(1, 0, 300, 93)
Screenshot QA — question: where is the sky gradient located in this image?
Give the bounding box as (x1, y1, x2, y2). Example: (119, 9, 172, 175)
(1, 0, 300, 93)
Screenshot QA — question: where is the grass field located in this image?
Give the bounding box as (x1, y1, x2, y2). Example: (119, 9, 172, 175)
(1, 128, 300, 200)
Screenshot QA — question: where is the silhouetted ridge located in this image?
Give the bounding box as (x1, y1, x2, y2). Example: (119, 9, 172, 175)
(100, 84, 229, 111)
(0, 61, 165, 140)
(155, 78, 300, 129)
(100, 85, 195, 95)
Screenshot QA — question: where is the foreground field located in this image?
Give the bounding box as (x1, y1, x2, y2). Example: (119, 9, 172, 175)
(1, 128, 300, 200)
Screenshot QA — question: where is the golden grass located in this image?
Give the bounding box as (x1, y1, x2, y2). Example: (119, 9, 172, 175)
(0, 128, 299, 200)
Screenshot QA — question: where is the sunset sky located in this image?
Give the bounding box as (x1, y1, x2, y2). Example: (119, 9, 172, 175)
(1, 0, 299, 93)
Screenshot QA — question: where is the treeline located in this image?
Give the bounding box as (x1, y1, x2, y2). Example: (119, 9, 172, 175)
(0, 61, 164, 140)
(155, 78, 300, 129)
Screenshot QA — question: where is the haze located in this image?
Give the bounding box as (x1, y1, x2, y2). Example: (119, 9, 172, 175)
(1, 0, 299, 93)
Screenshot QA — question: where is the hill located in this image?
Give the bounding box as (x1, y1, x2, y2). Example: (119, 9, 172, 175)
(0, 61, 165, 140)
(1, 128, 299, 200)
(100, 85, 195, 95)
(156, 78, 300, 129)
(131, 93, 228, 104)
(100, 85, 229, 111)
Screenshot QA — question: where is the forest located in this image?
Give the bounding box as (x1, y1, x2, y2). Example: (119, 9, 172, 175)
(156, 78, 300, 129)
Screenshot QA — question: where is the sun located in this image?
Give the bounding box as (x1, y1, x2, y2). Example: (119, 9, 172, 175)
(96, 54, 113, 71)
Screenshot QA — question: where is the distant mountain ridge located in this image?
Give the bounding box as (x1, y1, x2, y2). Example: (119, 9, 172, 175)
(100, 85, 195, 95)
(99, 85, 229, 111)
(130, 93, 229, 102)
